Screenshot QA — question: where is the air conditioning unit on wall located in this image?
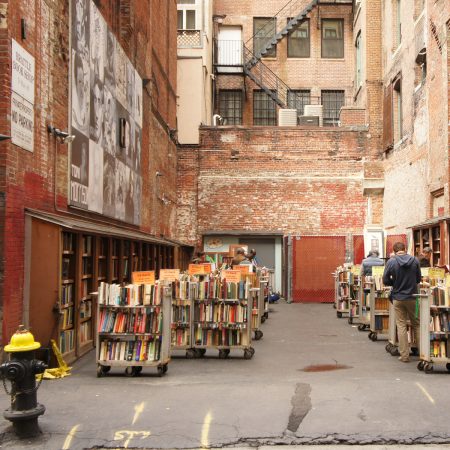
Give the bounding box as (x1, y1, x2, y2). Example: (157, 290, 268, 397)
(304, 105, 323, 127)
(278, 109, 298, 126)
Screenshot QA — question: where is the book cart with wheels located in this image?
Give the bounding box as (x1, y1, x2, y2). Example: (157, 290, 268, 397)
(357, 276, 371, 331)
(367, 269, 390, 342)
(192, 272, 255, 359)
(96, 281, 171, 377)
(417, 282, 450, 373)
(250, 286, 263, 341)
(259, 269, 272, 321)
(335, 267, 351, 318)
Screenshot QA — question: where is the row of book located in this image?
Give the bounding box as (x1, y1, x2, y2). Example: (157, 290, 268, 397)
(430, 339, 449, 359)
(374, 315, 389, 331)
(98, 308, 162, 334)
(79, 321, 92, 344)
(193, 303, 248, 324)
(431, 286, 450, 307)
(172, 305, 190, 323)
(98, 282, 163, 306)
(172, 278, 251, 301)
(99, 337, 162, 362)
(429, 312, 450, 333)
(365, 275, 386, 292)
(60, 329, 75, 354)
(61, 284, 73, 306)
(193, 327, 249, 347)
(61, 307, 74, 329)
(171, 328, 190, 347)
(375, 297, 390, 311)
(80, 299, 92, 319)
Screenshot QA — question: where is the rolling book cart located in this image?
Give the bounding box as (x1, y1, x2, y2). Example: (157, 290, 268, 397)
(367, 270, 390, 342)
(250, 286, 263, 341)
(336, 267, 351, 318)
(348, 267, 361, 325)
(192, 273, 255, 359)
(259, 269, 272, 321)
(357, 276, 371, 331)
(417, 282, 450, 373)
(96, 281, 171, 377)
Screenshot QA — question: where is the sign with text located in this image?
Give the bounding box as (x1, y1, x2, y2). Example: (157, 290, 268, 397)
(11, 92, 34, 152)
(131, 271, 155, 285)
(11, 39, 35, 103)
(159, 269, 180, 282)
(371, 266, 385, 276)
(188, 264, 211, 275)
(428, 267, 445, 280)
(221, 270, 241, 283)
(232, 265, 249, 274)
(421, 267, 429, 277)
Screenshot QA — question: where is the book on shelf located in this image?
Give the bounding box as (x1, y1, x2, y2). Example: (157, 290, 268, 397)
(99, 337, 162, 362)
(98, 307, 162, 334)
(61, 284, 73, 306)
(171, 328, 190, 346)
(98, 281, 163, 306)
(59, 329, 75, 354)
(62, 258, 71, 279)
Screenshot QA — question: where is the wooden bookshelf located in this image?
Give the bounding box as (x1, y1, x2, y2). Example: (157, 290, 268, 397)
(413, 224, 443, 266)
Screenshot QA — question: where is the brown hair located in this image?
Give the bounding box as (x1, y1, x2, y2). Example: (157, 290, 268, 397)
(393, 242, 406, 253)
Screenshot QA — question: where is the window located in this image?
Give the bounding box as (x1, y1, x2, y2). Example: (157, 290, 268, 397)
(254, 18, 276, 57)
(321, 90, 345, 126)
(219, 90, 242, 125)
(395, 0, 402, 46)
(287, 90, 311, 116)
(287, 19, 310, 58)
(321, 19, 344, 58)
(253, 90, 277, 125)
(177, 0, 196, 30)
(393, 76, 402, 141)
(355, 32, 362, 89)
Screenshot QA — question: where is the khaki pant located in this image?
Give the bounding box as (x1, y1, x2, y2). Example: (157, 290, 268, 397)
(393, 299, 420, 360)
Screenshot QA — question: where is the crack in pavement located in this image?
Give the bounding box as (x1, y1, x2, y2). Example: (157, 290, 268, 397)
(286, 382, 312, 433)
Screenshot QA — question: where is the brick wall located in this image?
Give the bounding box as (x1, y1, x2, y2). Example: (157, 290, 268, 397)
(177, 126, 372, 247)
(0, 0, 178, 344)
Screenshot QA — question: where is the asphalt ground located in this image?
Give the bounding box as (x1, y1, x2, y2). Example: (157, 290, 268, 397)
(1, 301, 450, 449)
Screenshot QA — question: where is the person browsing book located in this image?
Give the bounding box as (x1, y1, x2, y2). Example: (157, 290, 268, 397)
(360, 250, 384, 276)
(231, 248, 246, 266)
(382, 242, 421, 363)
(418, 247, 432, 268)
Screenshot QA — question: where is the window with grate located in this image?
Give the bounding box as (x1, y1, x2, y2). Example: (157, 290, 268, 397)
(288, 19, 310, 58)
(321, 19, 344, 58)
(321, 90, 345, 126)
(253, 90, 277, 125)
(254, 18, 276, 57)
(219, 90, 242, 125)
(287, 90, 311, 116)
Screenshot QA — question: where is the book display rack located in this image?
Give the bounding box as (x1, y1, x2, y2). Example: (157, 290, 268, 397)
(348, 266, 361, 325)
(335, 267, 351, 318)
(250, 286, 264, 341)
(96, 281, 171, 377)
(417, 278, 450, 373)
(357, 275, 371, 331)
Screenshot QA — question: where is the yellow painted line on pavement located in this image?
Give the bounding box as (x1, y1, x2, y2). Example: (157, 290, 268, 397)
(132, 401, 146, 425)
(62, 424, 80, 450)
(416, 382, 435, 405)
(201, 411, 213, 448)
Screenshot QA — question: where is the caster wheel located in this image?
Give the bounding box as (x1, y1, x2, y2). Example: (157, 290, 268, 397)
(337, 311, 342, 318)
(196, 348, 206, 357)
(390, 346, 399, 356)
(368, 332, 373, 340)
(370, 333, 378, 341)
(385, 343, 392, 352)
(255, 330, 263, 340)
(417, 361, 425, 371)
(186, 349, 196, 359)
(358, 324, 365, 331)
(97, 365, 104, 378)
(261, 316, 266, 323)
(125, 367, 135, 377)
(162, 364, 168, 374)
(446, 363, 450, 372)
(135, 366, 143, 375)
(157, 365, 165, 376)
(264, 312, 269, 319)
(218, 349, 228, 359)
(424, 363, 434, 373)
(348, 318, 353, 325)
(243, 348, 254, 360)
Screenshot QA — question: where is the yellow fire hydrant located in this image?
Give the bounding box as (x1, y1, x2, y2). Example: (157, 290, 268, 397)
(0, 325, 47, 438)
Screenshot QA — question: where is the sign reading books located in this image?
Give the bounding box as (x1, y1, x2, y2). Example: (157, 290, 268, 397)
(70, 0, 143, 225)
(371, 266, 385, 276)
(428, 268, 445, 280)
(221, 270, 241, 283)
(131, 271, 155, 285)
(232, 265, 250, 274)
(11, 39, 35, 152)
(188, 264, 207, 276)
(159, 269, 180, 282)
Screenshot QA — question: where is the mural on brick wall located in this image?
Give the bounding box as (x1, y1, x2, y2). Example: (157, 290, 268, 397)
(70, 0, 143, 225)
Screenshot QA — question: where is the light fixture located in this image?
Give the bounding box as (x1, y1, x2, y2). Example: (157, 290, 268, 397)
(47, 125, 75, 144)
(0, 134, 11, 142)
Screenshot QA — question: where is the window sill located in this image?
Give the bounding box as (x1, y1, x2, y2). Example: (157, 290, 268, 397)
(286, 56, 311, 60)
(320, 57, 345, 61)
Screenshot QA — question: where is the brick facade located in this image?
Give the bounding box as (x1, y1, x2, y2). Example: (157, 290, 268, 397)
(0, 0, 178, 345)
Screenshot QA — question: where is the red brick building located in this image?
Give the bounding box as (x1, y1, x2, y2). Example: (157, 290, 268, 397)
(0, 0, 186, 360)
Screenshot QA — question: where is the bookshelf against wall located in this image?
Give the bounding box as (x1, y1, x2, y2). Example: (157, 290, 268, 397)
(413, 224, 443, 266)
(111, 238, 120, 283)
(79, 234, 94, 351)
(60, 232, 76, 357)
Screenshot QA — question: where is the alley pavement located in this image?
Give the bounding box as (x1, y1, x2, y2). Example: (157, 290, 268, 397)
(1, 301, 450, 449)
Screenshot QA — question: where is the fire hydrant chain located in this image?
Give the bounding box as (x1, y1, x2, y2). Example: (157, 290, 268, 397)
(1, 374, 44, 396)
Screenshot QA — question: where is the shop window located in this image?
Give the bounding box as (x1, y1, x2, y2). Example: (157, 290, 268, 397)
(254, 17, 276, 57)
(287, 90, 311, 117)
(287, 19, 310, 58)
(253, 90, 277, 125)
(321, 19, 344, 58)
(219, 90, 242, 125)
(321, 90, 345, 126)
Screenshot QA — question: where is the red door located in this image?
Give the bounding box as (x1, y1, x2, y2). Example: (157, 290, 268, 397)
(292, 235, 346, 303)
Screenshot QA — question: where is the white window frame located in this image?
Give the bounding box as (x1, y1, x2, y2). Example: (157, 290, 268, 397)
(177, 0, 198, 31)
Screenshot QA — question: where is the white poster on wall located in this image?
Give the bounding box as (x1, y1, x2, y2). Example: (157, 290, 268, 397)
(11, 39, 35, 104)
(10, 92, 34, 152)
(363, 227, 384, 258)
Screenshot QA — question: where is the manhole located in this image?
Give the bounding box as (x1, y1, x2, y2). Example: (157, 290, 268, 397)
(300, 363, 352, 372)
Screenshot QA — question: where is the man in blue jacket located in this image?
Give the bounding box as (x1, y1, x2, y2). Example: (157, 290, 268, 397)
(360, 250, 384, 276)
(382, 242, 421, 362)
